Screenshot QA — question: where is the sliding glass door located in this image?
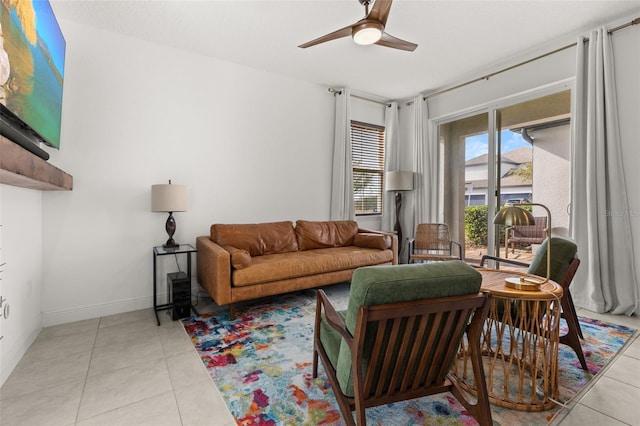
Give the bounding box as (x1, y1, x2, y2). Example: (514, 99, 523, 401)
(440, 112, 489, 262)
(439, 89, 572, 263)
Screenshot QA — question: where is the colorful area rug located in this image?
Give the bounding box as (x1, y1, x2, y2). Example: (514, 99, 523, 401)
(182, 286, 636, 425)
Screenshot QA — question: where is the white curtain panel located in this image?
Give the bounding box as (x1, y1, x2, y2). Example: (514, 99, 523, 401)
(412, 96, 440, 232)
(330, 88, 355, 221)
(570, 28, 638, 315)
(382, 101, 400, 233)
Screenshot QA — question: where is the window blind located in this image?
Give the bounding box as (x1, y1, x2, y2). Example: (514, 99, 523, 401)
(351, 121, 385, 215)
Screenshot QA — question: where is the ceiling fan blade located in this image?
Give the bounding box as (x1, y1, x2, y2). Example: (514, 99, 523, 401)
(298, 24, 354, 48)
(367, 0, 393, 26)
(375, 32, 418, 51)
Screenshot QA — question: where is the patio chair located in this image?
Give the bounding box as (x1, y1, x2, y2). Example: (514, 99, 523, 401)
(408, 223, 462, 263)
(480, 236, 587, 370)
(313, 261, 492, 426)
(505, 216, 547, 258)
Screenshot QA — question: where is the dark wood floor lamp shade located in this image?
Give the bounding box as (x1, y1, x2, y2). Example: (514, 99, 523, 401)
(151, 180, 188, 248)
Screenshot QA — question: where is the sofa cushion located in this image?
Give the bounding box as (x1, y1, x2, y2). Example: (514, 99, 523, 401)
(210, 221, 298, 256)
(222, 246, 252, 269)
(295, 220, 359, 251)
(232, 246, 394, 287)
(353, 233, 392, 250)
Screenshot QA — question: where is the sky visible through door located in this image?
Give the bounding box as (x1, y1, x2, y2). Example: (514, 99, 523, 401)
(465, 130, 530, 161)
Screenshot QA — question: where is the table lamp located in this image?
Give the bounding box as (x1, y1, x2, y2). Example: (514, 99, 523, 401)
(385, 171, 414, 245)
(493, 203, 551, 290)
(151, 180, 188, 248)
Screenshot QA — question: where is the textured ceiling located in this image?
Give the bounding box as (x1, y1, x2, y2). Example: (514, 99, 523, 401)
(50, 0, 640, 99)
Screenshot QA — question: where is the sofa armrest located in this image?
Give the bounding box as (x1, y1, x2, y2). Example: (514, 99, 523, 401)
(196, 236, 233, 305)
(357, 228, 398, 265)
(353, 233, 392, 250)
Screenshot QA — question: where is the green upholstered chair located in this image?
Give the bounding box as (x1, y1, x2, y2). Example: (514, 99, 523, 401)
(480, 236, 587, 370)
(312, 260, 492, 426)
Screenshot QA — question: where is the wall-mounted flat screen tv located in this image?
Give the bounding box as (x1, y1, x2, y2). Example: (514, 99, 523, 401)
(1, 0, 66, 150)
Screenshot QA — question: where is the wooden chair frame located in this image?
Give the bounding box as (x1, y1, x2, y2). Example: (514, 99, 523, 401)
(480, 255, 587, 370)
(313, 289, 493, 426)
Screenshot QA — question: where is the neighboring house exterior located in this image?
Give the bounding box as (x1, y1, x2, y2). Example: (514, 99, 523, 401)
(465, 146, 533, 206)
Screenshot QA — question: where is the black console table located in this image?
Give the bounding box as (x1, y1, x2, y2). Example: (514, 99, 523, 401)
(153, 244, 198, 325)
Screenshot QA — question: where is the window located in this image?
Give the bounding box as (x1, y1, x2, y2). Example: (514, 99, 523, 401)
(351, 121, 385, 215)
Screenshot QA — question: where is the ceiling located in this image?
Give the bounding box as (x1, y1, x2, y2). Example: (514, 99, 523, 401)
(50, 0, 640, 100)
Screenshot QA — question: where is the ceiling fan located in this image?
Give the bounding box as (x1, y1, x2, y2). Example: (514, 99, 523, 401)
(298, 0, 417, 52)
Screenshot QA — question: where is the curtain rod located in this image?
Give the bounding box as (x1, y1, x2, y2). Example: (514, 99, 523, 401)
(413, 16, 640, 103)
(328, 88, 392, 107)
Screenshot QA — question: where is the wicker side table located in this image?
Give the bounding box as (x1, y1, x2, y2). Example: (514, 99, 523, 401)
(454, 268, 563, 411)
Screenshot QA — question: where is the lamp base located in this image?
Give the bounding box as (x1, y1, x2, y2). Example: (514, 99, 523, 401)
(163, 240, 179, 249)
(163, 212, 179, 249)
(394, 191, 403, 246)
(504, 276, 543, 291)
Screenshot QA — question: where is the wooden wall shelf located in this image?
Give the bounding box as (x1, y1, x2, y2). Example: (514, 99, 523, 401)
(0, 136, 73, 191)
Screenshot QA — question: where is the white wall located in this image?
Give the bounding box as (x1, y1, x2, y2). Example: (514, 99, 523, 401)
(532, 125, 571, 233)
(39, 19, 334, 326)
(0, 185, 43, 385)
(426, 46, 577, 120)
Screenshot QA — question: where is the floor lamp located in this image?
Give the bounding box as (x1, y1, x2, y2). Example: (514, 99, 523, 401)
(493, 203, 551, 290)
(385, 171, 414, 247)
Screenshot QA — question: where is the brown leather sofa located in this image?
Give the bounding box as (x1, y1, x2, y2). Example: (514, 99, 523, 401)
(196, 220, 398, 318)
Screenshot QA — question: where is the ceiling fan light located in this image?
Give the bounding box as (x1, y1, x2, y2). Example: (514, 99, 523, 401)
(352, 22, 383, 45)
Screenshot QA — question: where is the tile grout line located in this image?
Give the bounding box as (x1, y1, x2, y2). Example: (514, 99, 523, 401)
(73, 317, 102, 425)
(161, 319, 187, 426)
(73, 312, 178, 424)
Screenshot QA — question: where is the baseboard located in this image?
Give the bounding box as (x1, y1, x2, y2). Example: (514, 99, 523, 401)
(41, 294, 162, 327)
(1, 326, 41, 386)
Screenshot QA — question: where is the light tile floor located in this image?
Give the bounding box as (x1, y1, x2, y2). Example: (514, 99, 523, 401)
(550, 307, 640, 426)
(1, 291, 639, 426)
(0, 306, 235, 426)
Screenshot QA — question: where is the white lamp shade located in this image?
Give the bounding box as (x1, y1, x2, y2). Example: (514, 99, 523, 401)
(151, 184, 188, 212)
(386, 171, 414, 191)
